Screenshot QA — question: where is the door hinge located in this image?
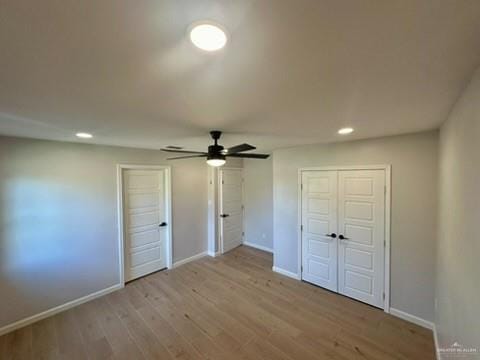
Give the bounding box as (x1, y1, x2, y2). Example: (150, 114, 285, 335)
(301, 225, 304, 232)
(242, 231, 245, 237)
(301, 183, 303, 191)
(383, 292, 385, 300)
(301, 265, 303, 272)
(384, 185, 387, 195)
(241, 205, 244, 210)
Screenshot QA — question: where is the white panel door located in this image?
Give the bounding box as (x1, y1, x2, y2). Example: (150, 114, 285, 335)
(124, 170, 167, 281)
(338, 170, 385, 308)
(220, 169, 244, 253)
(301, 171, 338, 292)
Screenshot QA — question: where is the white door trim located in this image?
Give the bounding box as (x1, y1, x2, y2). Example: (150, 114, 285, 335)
(116, 164, 173, 285)
(207, 167, 217, 257)
(297, 165, 391, 313)
(218, 167, 244, 254)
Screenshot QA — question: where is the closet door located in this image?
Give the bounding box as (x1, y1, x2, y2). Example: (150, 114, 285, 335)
(301, 171, 338, 292)
(337, 170, 385, 308)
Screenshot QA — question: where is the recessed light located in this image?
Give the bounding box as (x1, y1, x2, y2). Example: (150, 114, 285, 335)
(338, 127, 354, 135)
(189, 22, 228, 51)
(76, 132, 93, 139)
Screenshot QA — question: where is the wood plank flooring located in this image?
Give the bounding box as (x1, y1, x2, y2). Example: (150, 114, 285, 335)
(0, 245, 436, 359)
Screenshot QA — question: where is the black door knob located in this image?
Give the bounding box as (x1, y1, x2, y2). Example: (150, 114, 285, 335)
(325, 233, 337, 238)
(339, 234, 349, 240)
(159, 222, 167, 227)
(220, 214, 230, 218)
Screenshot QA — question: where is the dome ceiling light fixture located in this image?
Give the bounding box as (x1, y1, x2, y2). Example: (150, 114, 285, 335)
(189, 21, 228, 51)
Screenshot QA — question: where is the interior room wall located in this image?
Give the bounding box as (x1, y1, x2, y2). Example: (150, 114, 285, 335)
(272, 130, 438, 322)
(0, 135, 237, 330)
(436, 67, 480, 353)
(243, 158, 273, 252)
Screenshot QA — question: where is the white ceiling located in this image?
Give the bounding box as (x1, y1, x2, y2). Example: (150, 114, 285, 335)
(1, 0, 480, 152)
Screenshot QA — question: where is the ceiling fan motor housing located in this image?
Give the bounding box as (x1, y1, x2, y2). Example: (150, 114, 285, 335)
(208, 144, 226, 160)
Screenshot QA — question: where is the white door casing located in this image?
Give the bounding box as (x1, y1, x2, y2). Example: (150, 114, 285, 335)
(301, 171, 338, 292)
(300, 167, 388, 310)
(123, 169, 168, 281)
(338, 170, 385, 308)
(219, 168, 244, 253)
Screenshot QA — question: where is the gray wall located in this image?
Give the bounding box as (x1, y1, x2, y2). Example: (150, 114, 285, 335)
(0, 135, 237, 329)
(243, 158, 273, 251)
(437, 68, 480, 351)
(273, 131, 438, 321)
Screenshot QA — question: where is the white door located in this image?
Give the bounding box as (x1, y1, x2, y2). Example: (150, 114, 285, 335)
(301, 171, 338, 292)
(123, 170, 167, 281)
(219, 168, 244, 253)
(338, 170, 385, 308)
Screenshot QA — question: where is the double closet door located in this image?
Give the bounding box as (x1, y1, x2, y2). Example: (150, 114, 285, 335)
(301, 169, 386, 308)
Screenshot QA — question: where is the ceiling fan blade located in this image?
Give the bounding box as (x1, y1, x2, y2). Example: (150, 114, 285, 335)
(161, 149, 207, 154)
(223, 143, 256, 154)
(167, 155, 207, 160)
(226, 153, 270, 159)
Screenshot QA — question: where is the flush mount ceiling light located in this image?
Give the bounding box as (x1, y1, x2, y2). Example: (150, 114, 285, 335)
(338, 127, 354, 135)
(76, 132, 93, 139)
(189, 22, 228, 51)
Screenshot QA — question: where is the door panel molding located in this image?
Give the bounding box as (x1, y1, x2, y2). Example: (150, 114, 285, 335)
(297, 165, 391, 313)
(117, 164, 173, 285)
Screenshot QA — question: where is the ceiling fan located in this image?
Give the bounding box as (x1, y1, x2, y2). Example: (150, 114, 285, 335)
(161, 130, 270, 167)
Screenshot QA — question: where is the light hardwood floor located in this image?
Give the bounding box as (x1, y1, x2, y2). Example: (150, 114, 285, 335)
(0, 245, 435, 359)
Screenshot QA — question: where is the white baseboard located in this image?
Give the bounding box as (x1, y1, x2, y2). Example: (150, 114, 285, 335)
(272, 266, 301, 280)
(243, 242, 273, 253)
(390, 308, 434, 330)
(0, 283, 123, 337)
(173, 251, 208, 268)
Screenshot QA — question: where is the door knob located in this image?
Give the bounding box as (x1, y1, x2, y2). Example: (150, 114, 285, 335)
(159, 222, 167, 227)
(325, 233, 337, 238)
(339, 234, 349, 240)
(220, 214, 230, 218)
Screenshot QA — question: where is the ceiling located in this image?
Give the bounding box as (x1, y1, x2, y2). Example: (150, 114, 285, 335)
(1, 0, 480, 152)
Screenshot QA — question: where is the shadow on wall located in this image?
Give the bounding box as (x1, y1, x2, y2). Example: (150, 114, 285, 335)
(0, 177, 117, 327)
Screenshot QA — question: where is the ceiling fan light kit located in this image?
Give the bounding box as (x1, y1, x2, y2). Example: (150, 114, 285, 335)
(206, 157, 226, 167)
(161, 130, 270, 167)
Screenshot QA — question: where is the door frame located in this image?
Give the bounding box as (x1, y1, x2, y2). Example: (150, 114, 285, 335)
(116, 164, 173, 285)
(297, 165, 391, 313)
(218, 167, 245, 254)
